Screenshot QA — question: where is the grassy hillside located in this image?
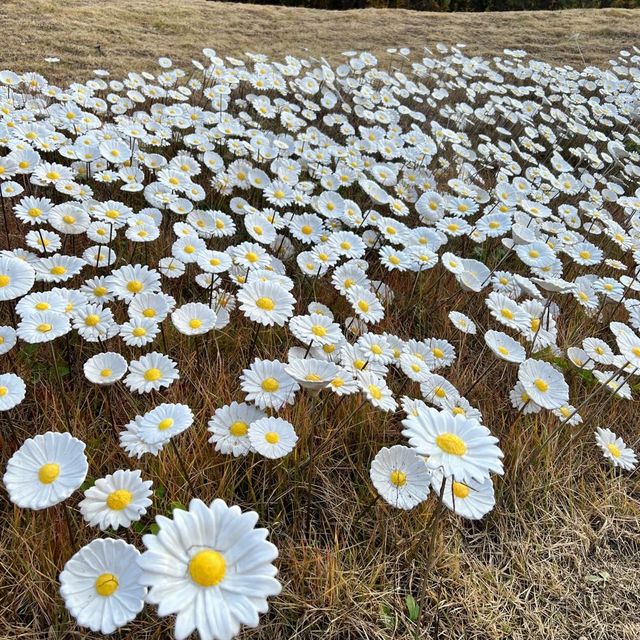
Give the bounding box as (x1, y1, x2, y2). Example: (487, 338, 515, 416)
(3, 1, 639, 83)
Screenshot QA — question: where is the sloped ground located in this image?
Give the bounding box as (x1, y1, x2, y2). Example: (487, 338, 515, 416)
(2, 0, 639, 83)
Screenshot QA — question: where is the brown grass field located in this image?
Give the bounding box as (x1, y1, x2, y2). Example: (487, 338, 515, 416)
(0, 2, 640, 640)
(1, 1, 640, 83)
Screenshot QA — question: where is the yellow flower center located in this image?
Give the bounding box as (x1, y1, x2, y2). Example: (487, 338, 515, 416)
(27, 207, 42, 218)
(498, 346, 509, 355)
(37, 323, 52, 333)
(531, 318, 540, 332)
(301, 225, 313, 235)
(534, 378, 549, 392)
(368, 384, 382, 400)
(127, 280, 144, 293)
(85, 314, 100, 327)
(432, 347, 444, 359)
(132, 327, 147, 337)
(229, 421, 248, 437)
(435, 433, 467, 456)
(0, 386, 7, 397)
(158, 418, 174, 431)
(62, 214, 75, 224)
(311, 324, 327, 337)
(142, 308, 156, 318)
(95, 573, 119, 597)
(579, 251, 591, 260)
(106, 489, 133, 510)
(144, 368, 162, 381)
(35, 302, 50, 311)
(390, 469, 407, 487)
(100, 368, 112, 378)
(246, 251, 259, 263)
(501, 308, 514, 320)
(256, 297, 275, 311)
(261, 377, 280, 392)
(358, 300, 369, 313)
(188, 318, 202, 329)
(606, 443, 621, 458)
(452, 482, 470, 499)
(265, 431, 280, 444)
(0, 275, 10, 287)
(38, 463, 60, 484)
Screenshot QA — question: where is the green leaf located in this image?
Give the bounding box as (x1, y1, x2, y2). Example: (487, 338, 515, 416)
(379, 603, 395, 629)
(405, 595, 420, 622)
(170, 500, 187, 512)
(149, 523, 160, 535)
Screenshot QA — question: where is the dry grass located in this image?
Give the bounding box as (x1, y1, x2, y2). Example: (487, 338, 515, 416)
(2, 1, 640, 84)
(0, 4, 639, 640)
(1, 266, 639, 640)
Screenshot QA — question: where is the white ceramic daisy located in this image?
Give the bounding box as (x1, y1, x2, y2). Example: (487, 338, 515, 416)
(60, 538, 146, 634)
(172, 302, 218, 336)
(207, 401, 266, 457)
(284, 357, 341, 393)
(369, 445, 431, 510)
(0, 325, 17, 354)
(137, 402, 194, 445)
(0, 255, 35, 301)
(119, 415, 166, 459)
(430, 470, 496, 520)
(357, 370, 397, 412)
(124, 351, 179, 394)
(83, 352, 128, 385)
(484, 329, 526, 364)
(249, 417, 298, 459)
(0, 372, 26, 411)
(16, 310, 71, 344)
(402, 407, 504, 483)
(106, 263, 161, 301)
(3, 431, 88, 509)
(79, 469, 153, 530)
(240, 359, 299, 410)
(595, 427, 637, 471)
(138, 498, 281, 640)
(237, 280, 295, 326)
(517, 358, 569, 410)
